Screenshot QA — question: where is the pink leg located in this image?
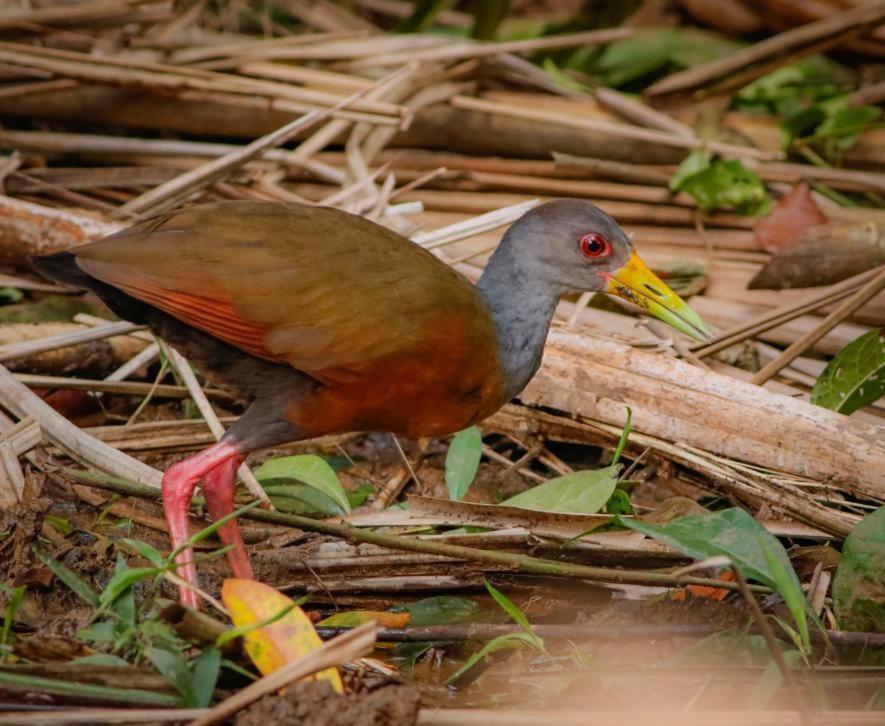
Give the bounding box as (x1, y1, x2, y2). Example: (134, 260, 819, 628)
(162, 441, 241, 608)
(201, 455, 254, 580)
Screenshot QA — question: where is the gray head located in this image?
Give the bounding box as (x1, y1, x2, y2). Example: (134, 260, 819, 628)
(485, 198, 712, 341)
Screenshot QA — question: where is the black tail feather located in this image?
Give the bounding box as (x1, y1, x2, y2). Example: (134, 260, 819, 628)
(31, 251, 93, 289)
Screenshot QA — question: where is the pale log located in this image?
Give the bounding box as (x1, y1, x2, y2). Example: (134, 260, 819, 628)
(523, 327, 884, 501)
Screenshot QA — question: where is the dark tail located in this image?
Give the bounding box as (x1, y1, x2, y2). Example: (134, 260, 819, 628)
(31, 251, 94, 289)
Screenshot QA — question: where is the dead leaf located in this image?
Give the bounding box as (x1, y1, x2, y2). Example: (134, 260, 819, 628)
(755, 183, 828, 254)
(221, 579, 343, 694)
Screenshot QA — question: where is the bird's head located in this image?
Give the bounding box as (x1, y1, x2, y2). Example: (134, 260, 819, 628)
(501, 199, 713, 342)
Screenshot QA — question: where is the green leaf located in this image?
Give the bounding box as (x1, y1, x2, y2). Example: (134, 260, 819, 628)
(611, 407, 632, 467)
(605, 489, 633, 516)
(675, 159, 772, 215)
(77, 621, 117, 644)
(119, 538, 165, 568)
(397, 0, 452, 32)
(44, 515, 71, 535)
(145, 646, 191, 702)
(261, 483, 347, 516)
(485, 581, 530, 635)
(1, 584, 26, 648)
(110, 553, 136, 626)
(445, 427, 483, 501)
(347, 483, 374, 509)
(669, 150, 710, 192)
(0, 287, 23, 304)
(99, 566, 161, 608)
(814, 105, 880, 150)
(34, 549, 100, 607)
(169, 500, 261, 563)
(833, 505, 885, 632)
(0, 669, 179, 706)
(70, 654, 132, 667)
(445, 632, 539, 684)
(401, 596, 481, 627)
(761, 539, 809, 652)
(502, 466, 618, 515)
(617, 508, 799, 592)
(471, 0, 509, 40)
(811, 330, 884, 415)
(254, 455, 350, 515)
(190, 646, 221, 708)
(780, 106, 827, 149)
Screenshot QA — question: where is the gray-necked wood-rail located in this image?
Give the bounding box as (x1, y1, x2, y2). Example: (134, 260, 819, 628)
(35, 198, 711, 607)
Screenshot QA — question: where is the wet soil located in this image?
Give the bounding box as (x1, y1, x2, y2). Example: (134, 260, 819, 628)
(235, 681, 421, 726)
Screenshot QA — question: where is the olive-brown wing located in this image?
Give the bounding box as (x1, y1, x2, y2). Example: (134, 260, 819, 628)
(73, 201, 496, 385)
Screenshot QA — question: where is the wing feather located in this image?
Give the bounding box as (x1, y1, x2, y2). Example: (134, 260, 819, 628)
(72, 201, 495, 385)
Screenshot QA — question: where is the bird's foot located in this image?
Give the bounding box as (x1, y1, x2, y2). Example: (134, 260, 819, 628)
(201, 456, 253, 580)
(162, 440, 244, 608)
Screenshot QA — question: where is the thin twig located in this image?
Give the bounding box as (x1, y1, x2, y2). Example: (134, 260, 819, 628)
(751, 266, 885, 385)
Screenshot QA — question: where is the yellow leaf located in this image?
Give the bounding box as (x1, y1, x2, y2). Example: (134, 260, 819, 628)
(221, 579, 343, 693)
(317, 611, 410, 628)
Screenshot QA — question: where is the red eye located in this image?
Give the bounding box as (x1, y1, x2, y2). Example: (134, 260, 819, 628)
(579, 233, 611, 258)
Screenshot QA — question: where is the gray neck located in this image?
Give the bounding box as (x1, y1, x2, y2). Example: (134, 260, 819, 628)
(477, 250, 559, 401)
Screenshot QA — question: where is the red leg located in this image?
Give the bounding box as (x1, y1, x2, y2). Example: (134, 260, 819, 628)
(201, 455, 254, 580)
(162, 441, 241, 608)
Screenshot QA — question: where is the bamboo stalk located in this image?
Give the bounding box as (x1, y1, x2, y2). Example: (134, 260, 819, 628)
(751, 266, 885, 385)
(350, 28, 632, 68)
(450, 95, 783, 161)
(693, 268, 878, 357)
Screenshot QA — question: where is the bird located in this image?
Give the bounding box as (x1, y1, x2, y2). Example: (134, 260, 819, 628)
(34, 198, 712, 607)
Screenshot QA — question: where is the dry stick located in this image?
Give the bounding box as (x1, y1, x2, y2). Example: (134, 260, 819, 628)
(350, 27, 631, 68)
(162, 344, 270, 507)
(0, 320, 143, 363)
(594, 87, 694, 137)
(0, 364, 162, 486)
(413, 199, 540, 249)
(115, 81, 386, 217)
(283, 63, 419, 169)
(105, 341, 161, 382)
(0, 42, 403, 120)
(0, 708, 209, 725)
(751, 266, 885, 385)
(13, 373, 231, 401)
(846, 79, 885, 107)
(732, 568, 810, 725)
(189, 622, 377, 726)
(646, 2, 885, 99)
(66, 469, 765, 594)
(692, 268, 878, 358)
(450, 95, 782, 162)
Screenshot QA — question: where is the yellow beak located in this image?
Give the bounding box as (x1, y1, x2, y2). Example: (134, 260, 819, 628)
(605, 252, 713, 342)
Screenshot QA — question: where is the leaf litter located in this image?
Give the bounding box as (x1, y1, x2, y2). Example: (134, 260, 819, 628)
(0, 1, 883, 723)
